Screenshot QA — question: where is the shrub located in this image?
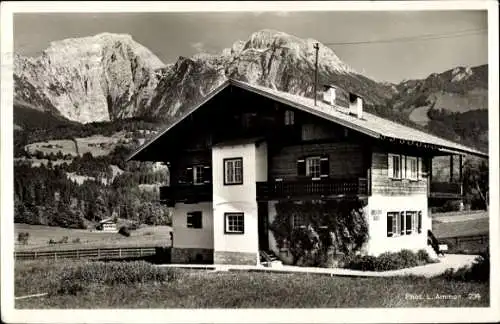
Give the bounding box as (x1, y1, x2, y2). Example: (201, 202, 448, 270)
(17, 232, 30, 245)
(118, 226, 131, 237)
(343, 250, 433, 271)
(59, 236, 69, 244)
(416, 249, 434, 263)
(48, 239, 56, 244)
(343, 255, 377, 271)
(72, 238, 81, 244)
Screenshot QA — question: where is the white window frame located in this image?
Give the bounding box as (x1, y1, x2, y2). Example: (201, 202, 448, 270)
(192, 165, 205, 185)
(388, 154, 403, 179)
(387, 210, 421, 237)
(224, 212, 244, 234)
(285, 110, 295, 125)
(406, 156, 418, 181)
(305, 156, 321, 179)
(224, 158, 243, 185)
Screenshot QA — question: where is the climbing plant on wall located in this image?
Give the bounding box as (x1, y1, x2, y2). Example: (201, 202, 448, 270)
(269, 199, 369, 267)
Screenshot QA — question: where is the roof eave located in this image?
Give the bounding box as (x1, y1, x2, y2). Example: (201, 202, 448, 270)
(126, 79, 232, 162)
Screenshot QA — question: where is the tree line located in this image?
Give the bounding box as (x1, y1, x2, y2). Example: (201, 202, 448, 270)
(14, 147, 171, 229)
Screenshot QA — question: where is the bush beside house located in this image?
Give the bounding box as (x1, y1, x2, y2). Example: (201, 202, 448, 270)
(342, 249, 437, 271)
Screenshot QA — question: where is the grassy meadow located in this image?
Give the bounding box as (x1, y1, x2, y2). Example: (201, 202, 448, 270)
(15, 260, 489, 308)
(433, 217, 489, 238)
(15, 224, 171, 252)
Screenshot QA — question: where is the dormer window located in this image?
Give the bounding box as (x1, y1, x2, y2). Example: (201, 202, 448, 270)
(284, 110, 295, 125)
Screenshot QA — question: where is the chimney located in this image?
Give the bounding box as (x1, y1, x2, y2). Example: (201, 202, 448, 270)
(349, 92, 363, 119)
(322, 85, 337, 106)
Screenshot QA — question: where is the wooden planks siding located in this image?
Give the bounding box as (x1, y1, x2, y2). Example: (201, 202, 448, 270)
(269, 142, 366, 180)
(371, 148, 429, 196)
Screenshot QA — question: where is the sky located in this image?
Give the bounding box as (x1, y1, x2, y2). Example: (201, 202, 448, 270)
(13, 10, 488, 83)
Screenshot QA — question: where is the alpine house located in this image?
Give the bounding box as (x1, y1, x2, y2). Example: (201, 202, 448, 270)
(127, 79, 488, 266)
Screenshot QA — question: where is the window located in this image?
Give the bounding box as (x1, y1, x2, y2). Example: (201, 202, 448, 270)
(406, 157, 418, 180)
(297, 155, 329, 179)
(187, 211, 202, 229)
(224, 158, 243, 185)
(306, 156, 321, 178)
(387, 210, 422, 237)
(184, 164, 211, 184)
(388, 154, 402, 179)
(224, 212, 244, 234)
(284, 110, 295, 125)
(193, 165, 204, 185)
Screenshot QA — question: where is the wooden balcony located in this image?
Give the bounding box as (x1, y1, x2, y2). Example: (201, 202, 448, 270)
(159, 183, 212, 207)
(256, 178, 368, 201)
(429, 182, 462, 199)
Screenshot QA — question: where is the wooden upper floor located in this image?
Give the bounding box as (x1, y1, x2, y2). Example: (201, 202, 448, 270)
(126, 81, 476, 204)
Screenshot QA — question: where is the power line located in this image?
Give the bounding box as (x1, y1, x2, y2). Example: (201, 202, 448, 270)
(323, 28, 487, 46)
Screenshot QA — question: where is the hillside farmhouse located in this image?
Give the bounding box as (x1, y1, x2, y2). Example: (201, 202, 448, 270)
(128, 79, 487, 265)
(96, 218, 117, 232)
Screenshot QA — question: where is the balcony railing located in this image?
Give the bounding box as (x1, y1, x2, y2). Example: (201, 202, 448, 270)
(430, 182, 462, 199)
(159, 183, 212, 206)
(256, 178, 368, 201)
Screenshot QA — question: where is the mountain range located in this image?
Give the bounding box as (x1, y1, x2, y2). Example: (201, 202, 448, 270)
(13, 29, 488, 150)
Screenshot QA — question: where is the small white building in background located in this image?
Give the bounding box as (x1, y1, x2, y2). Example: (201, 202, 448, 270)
(97, 218, 118, 232)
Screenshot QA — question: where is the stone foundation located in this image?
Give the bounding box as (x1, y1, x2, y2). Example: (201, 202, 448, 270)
(214, 251, 259, 265)
(171, 248, 214, 264)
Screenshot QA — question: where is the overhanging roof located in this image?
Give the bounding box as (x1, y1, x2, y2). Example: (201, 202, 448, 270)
(128, 79, 488, 161)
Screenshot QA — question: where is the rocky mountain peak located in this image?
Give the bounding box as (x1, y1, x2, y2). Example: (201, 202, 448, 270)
(451, 66, 473, 83)
(14, 32, 166, 123)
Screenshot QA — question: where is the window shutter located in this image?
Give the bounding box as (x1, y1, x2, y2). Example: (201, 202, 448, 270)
(406, 212, 412, 234)
(418, 211, 422, 233)
(403, 155, 407, 179)
(387, 214, 393, 237)
(297, 157, 306, 176)
(417, 157, 422, 180)
(319, 155, 329, 178)
(388, 154, 393, 178)
(185, 167, 193, 184)
(203, 165, 211, 184)
(400, 211, 405, 235)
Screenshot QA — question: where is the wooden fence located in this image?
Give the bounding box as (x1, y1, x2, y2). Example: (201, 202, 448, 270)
(14, 246, 161, 261)
(438, 234, 489, 254)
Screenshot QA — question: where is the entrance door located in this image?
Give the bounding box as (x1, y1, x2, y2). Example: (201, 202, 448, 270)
(257, 202, 269, 251)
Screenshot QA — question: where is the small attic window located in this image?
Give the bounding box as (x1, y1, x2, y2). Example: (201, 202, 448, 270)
(284, 110, 295, 125)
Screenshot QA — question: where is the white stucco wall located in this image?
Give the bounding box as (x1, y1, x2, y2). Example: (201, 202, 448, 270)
(172, 202, 214, 249)
(366, 194, 430, 256)
(212, 143, 259, 254)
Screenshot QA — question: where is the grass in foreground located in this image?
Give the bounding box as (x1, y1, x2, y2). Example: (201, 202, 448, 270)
(15, 260, 489, 308)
